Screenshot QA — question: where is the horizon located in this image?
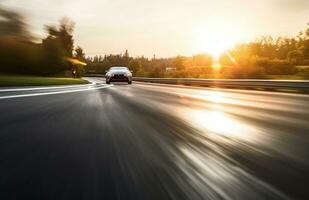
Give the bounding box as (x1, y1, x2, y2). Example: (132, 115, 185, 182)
(2, 0, 309, 58)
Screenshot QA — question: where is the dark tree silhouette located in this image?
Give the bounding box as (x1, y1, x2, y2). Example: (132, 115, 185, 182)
(75, 46, 86, 61)
(45, 17, 75, 57)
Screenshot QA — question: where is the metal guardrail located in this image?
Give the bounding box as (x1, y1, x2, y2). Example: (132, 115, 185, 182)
(84, 74, 309, 91)
(133, 77, 309, 91)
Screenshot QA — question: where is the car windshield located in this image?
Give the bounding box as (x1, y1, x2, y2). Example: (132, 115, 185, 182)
(109, 67, 128, 71)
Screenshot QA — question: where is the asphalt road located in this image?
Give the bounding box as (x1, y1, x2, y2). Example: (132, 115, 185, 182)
(0, 77, 309, 200)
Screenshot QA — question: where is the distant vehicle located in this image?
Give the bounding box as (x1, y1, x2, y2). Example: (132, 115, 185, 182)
(105, 67, 132, 84)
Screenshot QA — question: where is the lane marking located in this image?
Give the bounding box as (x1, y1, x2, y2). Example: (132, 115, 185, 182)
(0, 85, 113, 100)
(0, 82, 96, 92)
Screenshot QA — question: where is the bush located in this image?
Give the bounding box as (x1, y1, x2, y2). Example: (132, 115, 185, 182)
(128, 59, 141, 73)
(256, 58, 297, 75)
(42, 37, 68, 75)
(149, 66, 164, 77)
(302, 68, 309, 79)
(75, 65, 85, 78)
(0, 37, 43, 75)
(222, 65, 266, 79)
(0, 36, 70, 76)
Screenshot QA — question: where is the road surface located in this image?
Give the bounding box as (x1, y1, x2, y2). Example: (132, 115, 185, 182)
(0, 77, 309, 200)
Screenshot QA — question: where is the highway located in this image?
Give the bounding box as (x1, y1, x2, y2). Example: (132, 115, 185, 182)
(0, 77, 309, 200)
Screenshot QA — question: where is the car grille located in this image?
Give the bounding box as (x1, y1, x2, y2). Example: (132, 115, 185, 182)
(113, 74, 126, 79)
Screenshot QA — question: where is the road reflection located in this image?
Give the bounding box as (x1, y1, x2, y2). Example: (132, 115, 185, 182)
(186, 109, 258, 142)
(108, 83, 309, 199)
(177, 145, 289, 200)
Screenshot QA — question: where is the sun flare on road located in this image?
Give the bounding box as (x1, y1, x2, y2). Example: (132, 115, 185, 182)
(183, 109, 260, 143)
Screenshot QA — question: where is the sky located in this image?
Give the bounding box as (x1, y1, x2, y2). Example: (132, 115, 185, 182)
(1, 0, 309, 58)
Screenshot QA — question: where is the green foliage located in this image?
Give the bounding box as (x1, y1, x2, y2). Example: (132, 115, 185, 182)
(73, 65, 85, 78)
(256, 58, 297, 75)
(298, 67, 309, 79)
(191, 54, 213, 67)
(45, 17, 75, 57)
(149, 66, 164, 78)
(86, 56, 112, 73)
(222, 65, 266, 79)
(217, 25, 309, 79)
(74, 46, 86, 62)
(42, 37, 68, 75)
(171, 56, 186, 70)
(87, 52, 215, 78)
(128, 59, 141, 73)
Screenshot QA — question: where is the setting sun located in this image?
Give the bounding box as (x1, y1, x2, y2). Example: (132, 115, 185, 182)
(191, 24, 242, 59)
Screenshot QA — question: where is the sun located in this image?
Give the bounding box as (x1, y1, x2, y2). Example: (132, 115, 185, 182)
(191, 25, 241, 59)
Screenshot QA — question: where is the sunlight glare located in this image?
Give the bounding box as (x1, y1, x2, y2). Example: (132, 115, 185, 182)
(191, 24, 241, 59)
(212, 62, 222, 69)
(187, 109, 259, 142)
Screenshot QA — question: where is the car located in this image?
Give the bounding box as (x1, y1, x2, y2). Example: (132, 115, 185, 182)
(105, 67, 133, 84)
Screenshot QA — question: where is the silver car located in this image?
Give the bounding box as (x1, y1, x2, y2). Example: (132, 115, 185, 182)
(105, 67, 132, 84)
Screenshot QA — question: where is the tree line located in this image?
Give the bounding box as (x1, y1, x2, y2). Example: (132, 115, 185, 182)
(219, 27, 309, 79)
(86, 52, 213, 78)
(87, 24, 309, 79)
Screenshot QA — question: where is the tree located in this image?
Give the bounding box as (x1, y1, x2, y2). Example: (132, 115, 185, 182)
(171, 56, 186, 70)
(123, 49, 129, 58)
(301, 25, 309, 60)
(100, 58, 112, 72)
(123, 49, 130, 66)
(191, 54, 213, 67)
(42, 17, 75, 74)
(128, 59, 141, 73)
(0, 8, 40, 74)
(149, 66, 163, 77)
(74, 46, 86, 61)
(42, 36, 68, 75)
(45, 17, 75, 57)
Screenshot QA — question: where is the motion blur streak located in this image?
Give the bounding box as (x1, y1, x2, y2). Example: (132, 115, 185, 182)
(0, 77, 309, 200)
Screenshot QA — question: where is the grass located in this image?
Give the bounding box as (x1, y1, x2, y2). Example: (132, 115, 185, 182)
(0, 74, 89, 87)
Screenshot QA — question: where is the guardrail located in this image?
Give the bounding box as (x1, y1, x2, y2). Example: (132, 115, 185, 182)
(84, 74, 309, 92)
(133, 77, 309, 91)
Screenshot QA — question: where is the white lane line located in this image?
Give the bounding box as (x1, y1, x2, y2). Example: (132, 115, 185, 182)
(0, 82, 96, 92)
(0, 85, 113, 100)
